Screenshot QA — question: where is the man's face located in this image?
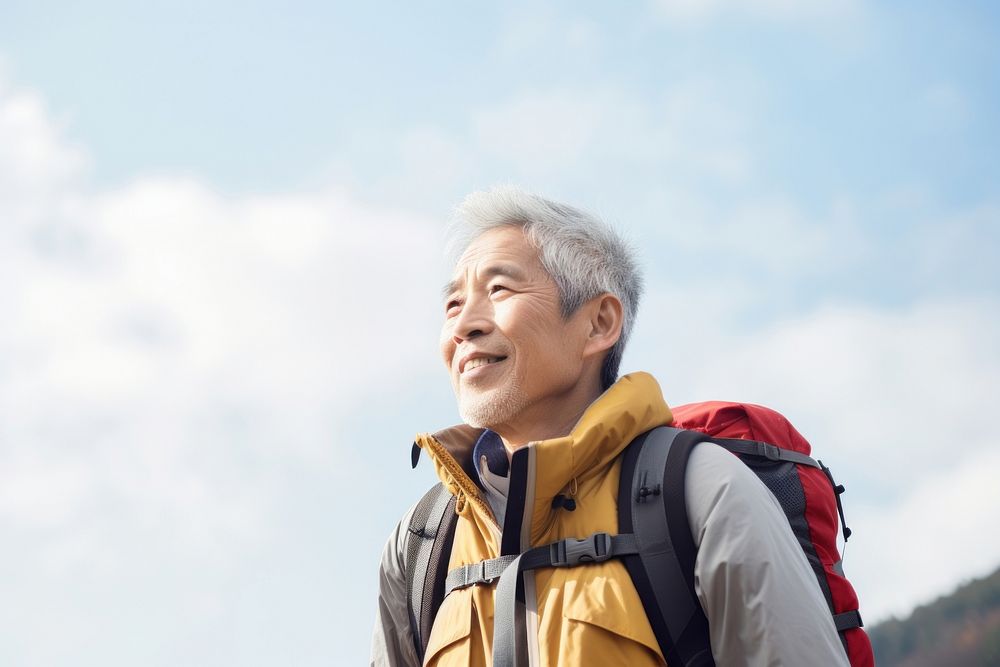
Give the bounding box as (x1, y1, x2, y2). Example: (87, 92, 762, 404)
(440, 226, 591, 434)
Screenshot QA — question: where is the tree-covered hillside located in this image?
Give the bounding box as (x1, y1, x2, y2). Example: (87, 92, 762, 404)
(869, 565, 1000, 666)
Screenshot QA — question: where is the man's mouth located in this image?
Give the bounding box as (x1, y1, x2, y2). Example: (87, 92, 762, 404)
(463, 356, 507, 373)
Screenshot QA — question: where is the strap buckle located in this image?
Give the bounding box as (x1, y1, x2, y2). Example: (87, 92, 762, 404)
(550, 532, 614, 567)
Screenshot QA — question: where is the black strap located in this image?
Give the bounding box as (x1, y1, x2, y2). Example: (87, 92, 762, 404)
(490, 533, 639, 667)
(818, 460, 853, 542)
(834, 609, 864, 632)
(405, 484, 457, 661)
(618, 427, 715, 667)
(713, 438, 821, 468)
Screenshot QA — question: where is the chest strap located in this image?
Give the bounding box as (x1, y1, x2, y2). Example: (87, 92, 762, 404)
(445, 532, 638, 595)
(443, 532, 640, 667)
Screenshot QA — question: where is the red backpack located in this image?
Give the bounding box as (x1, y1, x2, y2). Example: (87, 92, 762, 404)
(663, 400, 875, 666)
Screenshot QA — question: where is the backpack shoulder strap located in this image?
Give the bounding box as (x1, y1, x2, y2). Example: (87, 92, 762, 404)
(618, 426, 715, 667)
(404, 483, 458, 661)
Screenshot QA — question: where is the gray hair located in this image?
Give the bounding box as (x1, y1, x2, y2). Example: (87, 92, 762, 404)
(447, 186, 643, 390)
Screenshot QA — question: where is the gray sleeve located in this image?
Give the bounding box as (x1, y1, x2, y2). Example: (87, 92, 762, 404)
(685, 443, 850, 667)
(370, 504, 422, 667)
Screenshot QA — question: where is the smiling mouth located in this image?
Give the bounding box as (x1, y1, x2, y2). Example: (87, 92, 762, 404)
(463, 356, 508, 373)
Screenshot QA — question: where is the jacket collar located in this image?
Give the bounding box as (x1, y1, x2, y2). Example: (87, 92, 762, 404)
(528, 371, 673, 499)
(414, 372, 673, 513)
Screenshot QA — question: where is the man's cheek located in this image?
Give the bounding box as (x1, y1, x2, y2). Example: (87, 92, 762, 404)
(439, 332, 454, 365)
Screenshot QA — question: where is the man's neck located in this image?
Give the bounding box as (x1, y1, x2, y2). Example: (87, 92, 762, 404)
(493, 384, 603, 454)
(496, 415, 582, 453)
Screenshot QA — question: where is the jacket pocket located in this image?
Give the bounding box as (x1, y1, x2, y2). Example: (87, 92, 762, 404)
(423, 590, 473, 667)
(557, 573, 665, 666)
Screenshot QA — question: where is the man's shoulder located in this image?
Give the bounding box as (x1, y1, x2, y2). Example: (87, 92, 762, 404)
(685, 440, 758, 489)
(381, 497, 424, 568)
(682, 441, 786, 542)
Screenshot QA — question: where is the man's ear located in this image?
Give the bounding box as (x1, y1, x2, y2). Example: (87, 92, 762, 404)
(582, 293, 624, 359)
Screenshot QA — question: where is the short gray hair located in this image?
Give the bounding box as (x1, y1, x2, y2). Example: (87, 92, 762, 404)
(447, 186, 643, 390)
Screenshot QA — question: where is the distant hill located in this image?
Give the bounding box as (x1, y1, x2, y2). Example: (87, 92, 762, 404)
(868, 565, 1000, 666)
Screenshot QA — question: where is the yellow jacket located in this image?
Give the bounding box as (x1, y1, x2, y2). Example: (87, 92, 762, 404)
(415, 372, 672, 666)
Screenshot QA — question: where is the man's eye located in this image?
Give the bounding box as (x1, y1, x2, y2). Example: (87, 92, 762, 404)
(489, 284, 508, 295)
(445, 299, 462, 315)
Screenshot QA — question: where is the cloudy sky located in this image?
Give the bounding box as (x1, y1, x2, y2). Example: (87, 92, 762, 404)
(1, 1, 998, 665)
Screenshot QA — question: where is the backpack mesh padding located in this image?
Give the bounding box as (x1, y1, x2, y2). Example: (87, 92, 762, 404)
(740, 457, 836, 614)
(405, 497, 433, 570)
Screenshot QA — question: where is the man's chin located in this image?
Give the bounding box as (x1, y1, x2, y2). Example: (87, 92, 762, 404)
(457, 386, 524, 430)
(457, 399, 494, 429)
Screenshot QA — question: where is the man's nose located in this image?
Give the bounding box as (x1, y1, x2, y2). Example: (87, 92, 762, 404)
(451, 295, 494, 344)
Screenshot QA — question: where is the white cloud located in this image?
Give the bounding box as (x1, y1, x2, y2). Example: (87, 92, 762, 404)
(638, 295, 1000, 487)
(0, 75, 446, 596)
(0, 70, 87, 208)
(851, 448, 1000, 621)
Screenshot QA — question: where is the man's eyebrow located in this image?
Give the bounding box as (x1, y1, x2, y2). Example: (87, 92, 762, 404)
(441, 264, 527, 300)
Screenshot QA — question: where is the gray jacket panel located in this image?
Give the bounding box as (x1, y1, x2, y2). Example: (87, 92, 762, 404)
(370, 503, 421, 667)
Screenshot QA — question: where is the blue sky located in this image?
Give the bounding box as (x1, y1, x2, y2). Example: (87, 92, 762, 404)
(1, 2, 998, 665)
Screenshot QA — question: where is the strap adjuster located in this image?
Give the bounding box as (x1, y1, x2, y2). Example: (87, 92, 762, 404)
(762, 443, 782, 461)
(458, 561, 481, 589)
(550, 532, 614, 566)
(472, 561, 486, 587)
(478, 560, 498, 585)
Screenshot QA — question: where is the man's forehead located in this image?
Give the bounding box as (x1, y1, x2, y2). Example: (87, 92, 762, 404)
(444, 227, 540, 292)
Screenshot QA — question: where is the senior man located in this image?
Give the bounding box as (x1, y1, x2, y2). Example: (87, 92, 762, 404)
(371, 187, 849, 666)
